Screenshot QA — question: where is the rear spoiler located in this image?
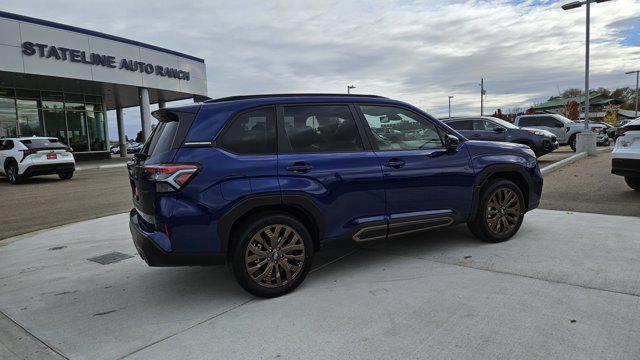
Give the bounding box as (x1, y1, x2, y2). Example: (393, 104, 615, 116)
(152, 106, 202, 123)
(152, 109, 179, 123)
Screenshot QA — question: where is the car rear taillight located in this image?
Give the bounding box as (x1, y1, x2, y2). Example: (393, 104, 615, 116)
(142, 164, 200, 192)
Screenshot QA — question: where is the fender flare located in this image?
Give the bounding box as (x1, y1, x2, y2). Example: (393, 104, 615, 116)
(469, 164, 534, 220)
(217, 193, 325, 253)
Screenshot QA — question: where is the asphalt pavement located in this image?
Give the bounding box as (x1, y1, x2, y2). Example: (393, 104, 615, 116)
(539, 151, 640, 217)
(1, 209, 639, 359)
(0, 167, 131, 240)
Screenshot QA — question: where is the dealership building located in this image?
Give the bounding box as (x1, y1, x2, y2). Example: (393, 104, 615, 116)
(0, 11, 207, 159)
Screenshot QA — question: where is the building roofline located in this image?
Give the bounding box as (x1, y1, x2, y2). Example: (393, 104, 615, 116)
(0, 11, 205, 63)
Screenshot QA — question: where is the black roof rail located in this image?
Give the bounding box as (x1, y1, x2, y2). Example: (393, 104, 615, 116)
(203, 93, 387, 104)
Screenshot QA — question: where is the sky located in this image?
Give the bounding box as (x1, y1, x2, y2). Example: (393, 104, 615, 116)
(2, 0, 640, 141)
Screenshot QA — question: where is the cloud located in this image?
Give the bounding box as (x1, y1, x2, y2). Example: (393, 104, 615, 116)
(2, 0, 639, 139)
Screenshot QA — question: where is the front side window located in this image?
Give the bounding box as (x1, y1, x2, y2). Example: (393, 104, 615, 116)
(282, 105, 363, 153)
(540, 116, 562, 127)
(360, 106, 443, 150)
(218, 107, 276, 155)
(474, 119, 501, 131)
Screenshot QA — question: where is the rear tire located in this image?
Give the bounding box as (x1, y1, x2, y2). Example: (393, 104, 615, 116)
(58, 171, 74, 180)
(230, 213, 314, 298)
(467, 179, 525, 243)
(569, 135, 577, 152)
(6, 162, 21, 184)
(625, 177, 640, 191)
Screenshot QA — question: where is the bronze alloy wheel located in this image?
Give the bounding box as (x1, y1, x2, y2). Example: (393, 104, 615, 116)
(244, 224, 306, 288)
(486, 188, 521, 236)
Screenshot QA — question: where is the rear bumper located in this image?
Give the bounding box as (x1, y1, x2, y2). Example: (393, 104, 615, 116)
(129, 209, 225, 266)
(611, 158, 640, 177)
(22, 163, 75, 177)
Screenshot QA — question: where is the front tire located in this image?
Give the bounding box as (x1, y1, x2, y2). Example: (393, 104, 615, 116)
(569, 135, 577, 152)
(6, 162, 21, 184)
(467, 179, 525, 243)
(58, 171, 74, 180)
(625, 177, 640, 191)
(230, 213, 314, 298)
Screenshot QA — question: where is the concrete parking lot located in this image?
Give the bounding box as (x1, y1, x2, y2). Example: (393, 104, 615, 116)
(1, 209, 639, 359)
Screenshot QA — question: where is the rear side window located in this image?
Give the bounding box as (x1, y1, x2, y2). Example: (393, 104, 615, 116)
(144, 110, 197, 156)
(1, 140, 14, 150)
(218, 107, 276, 155)
(518, 117, 540, 127)
(282, 105, 363, 153)
(448, 120, 473, 130)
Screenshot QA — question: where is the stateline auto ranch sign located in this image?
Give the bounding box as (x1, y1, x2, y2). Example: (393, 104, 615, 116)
(21, 41, 191, 81)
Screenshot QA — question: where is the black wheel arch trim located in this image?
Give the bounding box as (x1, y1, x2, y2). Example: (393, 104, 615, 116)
(469, 164, 534, 221)
(217, 193, 325, 254)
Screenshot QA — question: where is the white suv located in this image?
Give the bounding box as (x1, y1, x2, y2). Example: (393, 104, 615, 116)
(612, 119, 640, 191)
(0, 137, 76, 184)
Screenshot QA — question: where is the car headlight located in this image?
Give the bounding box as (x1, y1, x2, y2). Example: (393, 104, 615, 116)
(525, 129, 546, 136)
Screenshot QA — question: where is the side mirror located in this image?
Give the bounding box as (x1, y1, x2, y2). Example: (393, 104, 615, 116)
(445, 134, 459, 152)
(493, 127, 506, 133)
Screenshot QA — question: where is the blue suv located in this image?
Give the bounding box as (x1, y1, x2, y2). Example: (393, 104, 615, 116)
(128, 94, 543, 297)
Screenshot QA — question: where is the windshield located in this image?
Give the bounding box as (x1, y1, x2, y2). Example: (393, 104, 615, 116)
(554, 115, 575, 123)
(489, 117, 519, 129)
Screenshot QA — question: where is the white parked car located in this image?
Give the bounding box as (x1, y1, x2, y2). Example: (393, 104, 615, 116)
(514, 114, 609, 151)
(0, 137, 75, 184)
(612, 119, 640, 191)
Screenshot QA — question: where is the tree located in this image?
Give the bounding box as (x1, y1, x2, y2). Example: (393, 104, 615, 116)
(135, 130, 144, 143)
(594, 87, 610, 97)
(561, 88, 583, 98)
(492, 108, 508, 120)
(564, 100, 580, 120)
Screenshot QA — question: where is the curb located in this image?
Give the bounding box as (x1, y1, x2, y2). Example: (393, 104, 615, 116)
(75, 163, 128, 171)
(541, 152, 588, 176)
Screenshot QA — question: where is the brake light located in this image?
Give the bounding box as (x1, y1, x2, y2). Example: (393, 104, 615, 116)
(141, 164, 199, 192)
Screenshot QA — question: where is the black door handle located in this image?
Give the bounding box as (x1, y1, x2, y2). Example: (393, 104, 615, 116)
(383, 158, 405, 169)
(286, 162, 313, 173)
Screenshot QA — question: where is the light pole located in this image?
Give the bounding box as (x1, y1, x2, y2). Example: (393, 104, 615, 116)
(347, 85, 356, 94)
(626, 70, 640, 118)
(479, 78, 486, 116)
(562, 0, 611, 153)
(448, 96, 454, 118)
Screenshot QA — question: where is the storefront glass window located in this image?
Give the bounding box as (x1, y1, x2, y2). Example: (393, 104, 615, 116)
(3, 88, 105, 152)
(66, 111, 89, 151)
(43, 110, 67, 144)
(42, 101, 64, 110)
(17, 100, 42, 136)
(87, 111, 107, 151)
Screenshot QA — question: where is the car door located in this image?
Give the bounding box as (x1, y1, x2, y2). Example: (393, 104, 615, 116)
(540, 116, 567, 142)
(472, 119, 506, 142)
(357, 105, 475, 237)
(277, 104, 387, 241)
